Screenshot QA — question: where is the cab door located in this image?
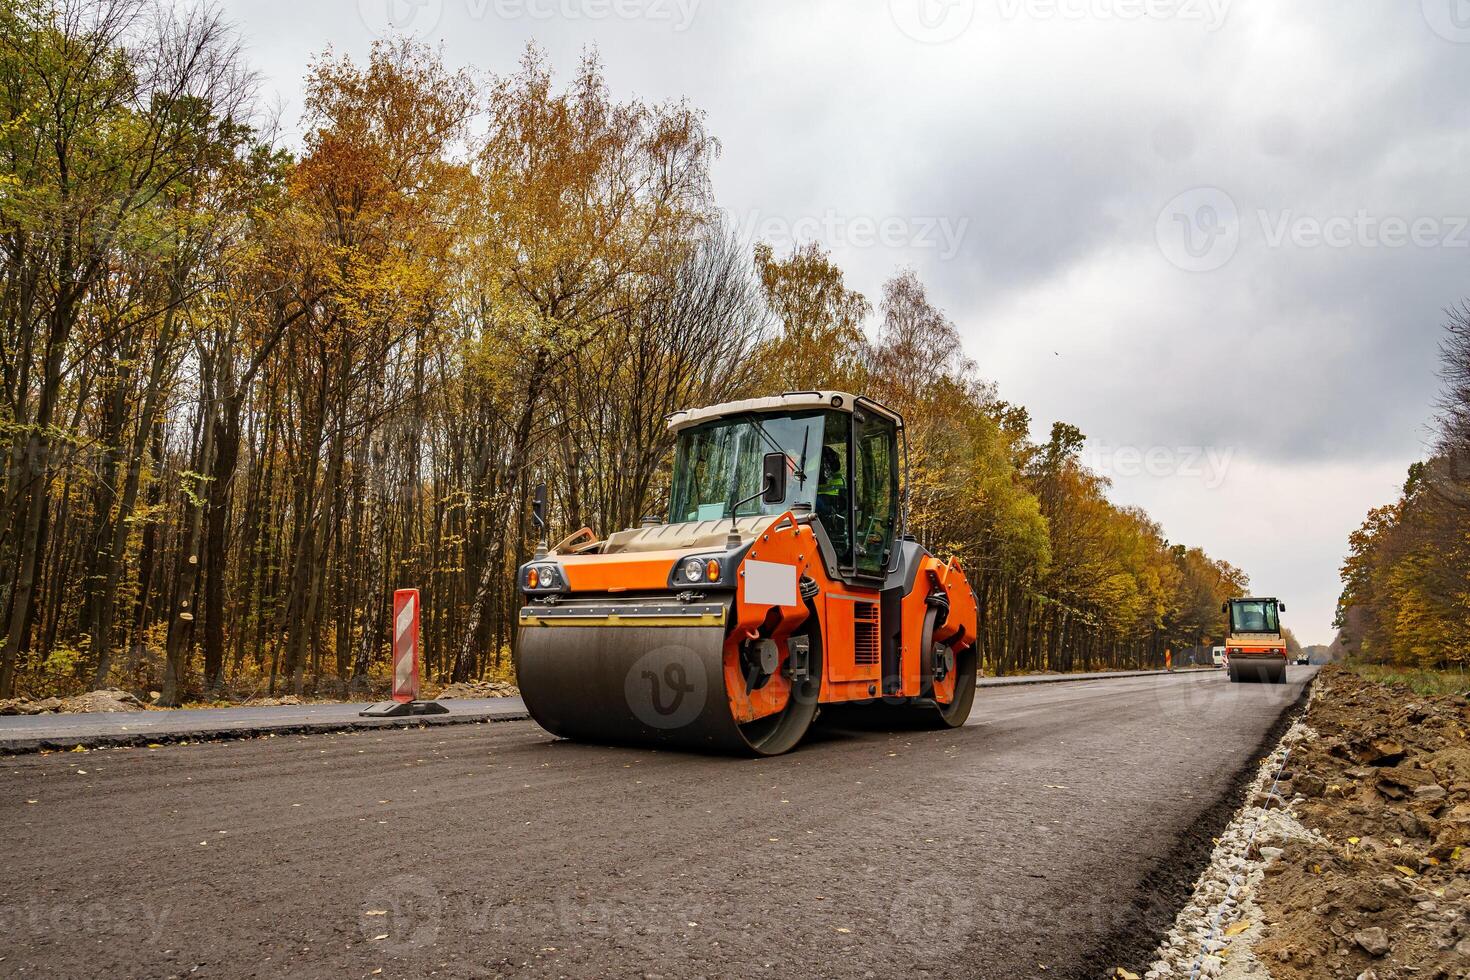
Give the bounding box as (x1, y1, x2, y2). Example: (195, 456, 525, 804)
(852, 411, 899, 578)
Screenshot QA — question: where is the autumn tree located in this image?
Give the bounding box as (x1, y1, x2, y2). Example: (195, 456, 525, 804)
(0, 0, 252, 695)
(751, 241, 870, 392)
(452, 45, 718, 679)
(1336, 311, 1470, 670)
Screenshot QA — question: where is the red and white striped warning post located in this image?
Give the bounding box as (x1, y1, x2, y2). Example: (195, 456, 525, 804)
(360, 588, 446, 718)
(392, 588, 420, 703)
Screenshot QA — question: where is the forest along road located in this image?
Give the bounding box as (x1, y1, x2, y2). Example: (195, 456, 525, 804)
(3, 668, 1314, 979)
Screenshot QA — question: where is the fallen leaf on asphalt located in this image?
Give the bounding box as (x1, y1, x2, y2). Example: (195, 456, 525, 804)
(1394, 865, 1417, 878)
(372, 934, 388, 941)
(1348, 837, 1361, 845)
(1225, 922, 1250, 937)
(1115, 970, 1139, 980)
(75, 770, 87, 775)
(25, 799, 37, 804)
(371, 970, 382, 976)
(70, 746, 87, 753)
(364, 910, 387, 916)
(835, 928, 851, 934)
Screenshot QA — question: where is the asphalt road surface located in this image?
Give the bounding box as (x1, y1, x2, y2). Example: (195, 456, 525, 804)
(0, 670, 1188, 754)
(2, 668, 1314, 979)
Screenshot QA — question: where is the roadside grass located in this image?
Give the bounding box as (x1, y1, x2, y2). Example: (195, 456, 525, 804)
(1344, 661, 1470, 697)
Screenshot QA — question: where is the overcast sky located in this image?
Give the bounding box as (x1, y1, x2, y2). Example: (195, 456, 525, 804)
(218, 0, 1470, 645)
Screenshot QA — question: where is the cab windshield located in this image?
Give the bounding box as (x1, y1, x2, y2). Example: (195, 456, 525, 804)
(669, 412, 823, 522)
(1230, 600, 1281, 635)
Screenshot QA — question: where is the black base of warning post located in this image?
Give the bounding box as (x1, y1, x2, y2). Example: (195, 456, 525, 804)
(359, 700, 450, 718)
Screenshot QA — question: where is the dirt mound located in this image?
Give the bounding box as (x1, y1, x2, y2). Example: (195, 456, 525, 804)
(432, 679, 518, 699)
(1252, 667, 1469, 979)
(0, 696, 64, 715)
(244, 695, 304, 707)
(0, 689, 146, 714)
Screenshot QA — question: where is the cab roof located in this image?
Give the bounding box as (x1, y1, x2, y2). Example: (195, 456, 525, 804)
(666, 390, 902, 434)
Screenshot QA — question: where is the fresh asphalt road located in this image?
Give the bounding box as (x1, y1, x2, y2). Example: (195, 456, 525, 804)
(0, 671, 1185, 753)
(1, 667, 1314, 979)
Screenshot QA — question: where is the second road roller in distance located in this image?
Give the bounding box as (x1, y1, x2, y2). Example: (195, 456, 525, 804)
(1223, 596, 1290, 684)
(515, 391, 980, 755)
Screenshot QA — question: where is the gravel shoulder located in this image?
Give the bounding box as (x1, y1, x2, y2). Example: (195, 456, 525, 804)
(1140, 666, 1469, 980)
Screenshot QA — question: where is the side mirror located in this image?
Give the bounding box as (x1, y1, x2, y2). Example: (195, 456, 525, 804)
(1278, 602, 1287, 612)
(1221, 602, 1229, 615)
(761, 452, 788, 504)
(532, 483, 547, 529)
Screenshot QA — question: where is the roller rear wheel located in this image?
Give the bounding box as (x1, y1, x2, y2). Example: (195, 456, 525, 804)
(924, 642, 978, 728)
(874, 606, 978, 730)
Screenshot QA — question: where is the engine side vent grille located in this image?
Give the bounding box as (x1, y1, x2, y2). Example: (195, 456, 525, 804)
(854, 601, 880, 666)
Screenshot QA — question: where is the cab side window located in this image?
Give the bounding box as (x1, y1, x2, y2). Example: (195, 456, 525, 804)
(815, 412, 851, 563)
(853, 414, 898, 576)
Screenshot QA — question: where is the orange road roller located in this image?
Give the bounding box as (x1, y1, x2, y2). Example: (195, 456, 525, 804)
(515, 391, 981, 755)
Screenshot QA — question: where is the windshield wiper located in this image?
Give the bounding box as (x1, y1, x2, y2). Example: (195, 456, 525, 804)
(794, 426, 809, 488)
(741, 413, 798, 474)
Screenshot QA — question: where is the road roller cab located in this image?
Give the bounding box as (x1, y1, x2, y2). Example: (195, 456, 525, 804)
(1223, 597, 1289, 684)
(515, 391, 980, 755)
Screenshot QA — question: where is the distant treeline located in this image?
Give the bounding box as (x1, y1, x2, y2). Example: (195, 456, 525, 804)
(1337, 313, 1470, 671)
(0, 1, 1247, 702)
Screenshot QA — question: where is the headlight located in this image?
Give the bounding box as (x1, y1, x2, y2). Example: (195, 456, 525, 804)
(682, 557, 706, 583)
(524, 564, 561, 590)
